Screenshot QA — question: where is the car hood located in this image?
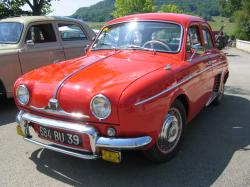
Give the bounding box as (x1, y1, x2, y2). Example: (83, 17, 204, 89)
(17, 50, 180, 123)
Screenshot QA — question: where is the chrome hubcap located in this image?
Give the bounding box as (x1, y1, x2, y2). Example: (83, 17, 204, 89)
(167, 118, 179, 143)
(157, 108, 182, 154)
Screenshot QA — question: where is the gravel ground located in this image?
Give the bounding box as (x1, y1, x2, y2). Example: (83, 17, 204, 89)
(0, 48, 249, 187)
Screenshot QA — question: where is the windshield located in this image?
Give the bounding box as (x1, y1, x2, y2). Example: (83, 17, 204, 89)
(0, 22, 23, 44)
(92, 21, 183, 53)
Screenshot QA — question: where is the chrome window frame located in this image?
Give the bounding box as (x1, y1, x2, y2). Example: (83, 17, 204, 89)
(91, 20, 184, 54)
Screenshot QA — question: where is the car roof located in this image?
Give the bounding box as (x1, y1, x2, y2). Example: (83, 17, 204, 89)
(0, 16, 83, 24)
(106, 13, 205, 27)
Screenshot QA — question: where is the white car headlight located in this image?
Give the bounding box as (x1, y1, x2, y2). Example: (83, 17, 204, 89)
(90, 94, 111, 120)
(16, 85, 30, 105)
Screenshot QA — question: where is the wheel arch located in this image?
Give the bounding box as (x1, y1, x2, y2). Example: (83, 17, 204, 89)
(169, 91, 190, 122)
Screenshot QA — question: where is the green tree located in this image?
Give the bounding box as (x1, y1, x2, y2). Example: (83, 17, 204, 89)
(0, 0, 26, 18)
(219, 0, 243, 17)
(23, 0, 54, 15)
(159, 4, 183, 13)
(112, 0, 155, 18)
(234, 0, 250, 40)
(0, 0, 56, 19)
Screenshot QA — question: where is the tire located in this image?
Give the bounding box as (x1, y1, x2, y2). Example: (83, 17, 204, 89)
(144, 100, 186, 163)
(0, 80, 7, 102)
(0, 93, 6, 102)
(212, 83, 225, 106)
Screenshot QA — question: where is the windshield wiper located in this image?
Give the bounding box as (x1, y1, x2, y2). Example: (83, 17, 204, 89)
(121, 44, 155, 52)
(92, 43, 118, 51)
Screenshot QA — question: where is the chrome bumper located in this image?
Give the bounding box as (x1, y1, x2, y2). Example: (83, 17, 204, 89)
(16, 111, 152, 159)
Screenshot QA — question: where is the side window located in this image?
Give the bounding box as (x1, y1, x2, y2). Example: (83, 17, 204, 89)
(186, 25, 202, 52)
(202, 27, 214, 49)
(58, 23, 87, 41)
(26, 24, 57, 43)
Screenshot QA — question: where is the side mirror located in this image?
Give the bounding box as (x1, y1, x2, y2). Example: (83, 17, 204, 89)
(188, 44, 204, 62)
(84, 44, 90, 54)
(26, 40, 34, 46)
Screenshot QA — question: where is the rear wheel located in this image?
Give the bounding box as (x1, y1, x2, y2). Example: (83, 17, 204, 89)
(0, 93, 6, 102)
(144, 100, 186, 163)
(212, 83, 225, 106)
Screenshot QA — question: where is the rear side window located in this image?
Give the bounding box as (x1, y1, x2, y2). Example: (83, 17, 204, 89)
(58, 23, 87, 41)
(26, 23, 57, 43)
(202, 27, 214, 49)
(186, 25, 202, 52)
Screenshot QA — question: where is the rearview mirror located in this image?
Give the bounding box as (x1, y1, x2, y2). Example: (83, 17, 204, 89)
(187, 44, 204, 62)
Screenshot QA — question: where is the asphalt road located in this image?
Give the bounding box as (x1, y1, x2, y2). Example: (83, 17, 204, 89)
(0, 48, 249, 187)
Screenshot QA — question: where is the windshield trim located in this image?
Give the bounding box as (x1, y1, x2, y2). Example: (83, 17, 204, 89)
(0, 22, 24, 44)
(91, 20, 184, 54)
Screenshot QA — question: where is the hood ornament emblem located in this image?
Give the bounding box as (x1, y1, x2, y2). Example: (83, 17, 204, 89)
(48, 98, 60, 111)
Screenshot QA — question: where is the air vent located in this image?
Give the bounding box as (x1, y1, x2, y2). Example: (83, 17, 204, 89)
(213, 74, 222, 92)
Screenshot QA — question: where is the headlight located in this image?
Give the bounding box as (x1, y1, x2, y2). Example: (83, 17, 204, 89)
(90, 94, 111, 120)
(16, 85, 30, 105)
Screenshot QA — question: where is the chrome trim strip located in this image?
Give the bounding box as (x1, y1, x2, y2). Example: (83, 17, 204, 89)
(96, 136, 152, 149)
(30, 105, 90, 119)
(52, 51, 121, 99)
(24, 138, 98, 160)
(205, 92, 218, 106)
(135, 61, 224, 106)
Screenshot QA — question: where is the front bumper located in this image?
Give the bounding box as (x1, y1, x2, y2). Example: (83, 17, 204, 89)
(16, 111, 152, 160)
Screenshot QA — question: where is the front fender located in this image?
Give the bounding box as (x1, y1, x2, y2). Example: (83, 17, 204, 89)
(117, 67, 178, 146)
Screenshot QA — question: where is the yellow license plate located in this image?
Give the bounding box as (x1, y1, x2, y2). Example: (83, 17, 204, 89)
(16, 125, 25, 137)
(101, 149, 121, 163)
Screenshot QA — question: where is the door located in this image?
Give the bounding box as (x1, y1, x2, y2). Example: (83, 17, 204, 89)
(19, 22, 65, 74)
(57, 22, 91, 60)
(201, 24, 223, 80)
(185, 24, 213, 115)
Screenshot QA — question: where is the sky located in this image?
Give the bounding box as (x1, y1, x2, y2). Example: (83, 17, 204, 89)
(23, 0, 102, 16)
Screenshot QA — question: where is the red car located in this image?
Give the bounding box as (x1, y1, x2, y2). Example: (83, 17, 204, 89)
(15, 13, 229, 163)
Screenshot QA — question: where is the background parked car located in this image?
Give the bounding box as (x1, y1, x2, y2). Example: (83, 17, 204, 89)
(0, 16, 95, 99)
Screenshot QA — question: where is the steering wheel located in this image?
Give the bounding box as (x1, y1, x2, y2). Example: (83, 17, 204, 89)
(143, 40, 172, 51)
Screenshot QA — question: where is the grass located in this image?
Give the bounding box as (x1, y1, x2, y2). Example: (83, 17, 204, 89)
(209, 16, 237, 36)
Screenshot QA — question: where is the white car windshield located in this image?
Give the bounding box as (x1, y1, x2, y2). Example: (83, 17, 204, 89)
(0, 22, 23, 44)
(92, 21, 183, 53)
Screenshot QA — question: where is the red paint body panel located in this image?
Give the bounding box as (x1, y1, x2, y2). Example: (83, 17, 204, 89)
(14, 13, 229, 149)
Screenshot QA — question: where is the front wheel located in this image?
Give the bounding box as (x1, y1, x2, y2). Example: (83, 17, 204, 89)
(144, 100, 186, 163)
